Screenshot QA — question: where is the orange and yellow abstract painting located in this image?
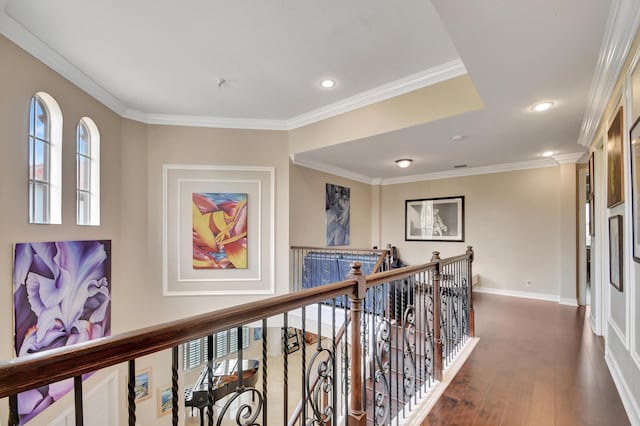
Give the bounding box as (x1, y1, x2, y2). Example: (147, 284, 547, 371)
(192, 192, 247, 269)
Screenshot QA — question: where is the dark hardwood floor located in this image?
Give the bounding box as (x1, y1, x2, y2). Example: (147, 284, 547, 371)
(422, 293, 630, 426)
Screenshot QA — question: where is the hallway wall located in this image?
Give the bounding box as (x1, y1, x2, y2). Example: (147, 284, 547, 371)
(379, 166, 569, 300)
(0, 34, 291, 425)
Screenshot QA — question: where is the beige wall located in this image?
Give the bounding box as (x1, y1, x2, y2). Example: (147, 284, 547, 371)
(379, 167, 567, 298)
(289, 164, 372, 248)
(288, 75, 484, 155)
(0, 35, 290, 425)
(0, 34, 125, 423)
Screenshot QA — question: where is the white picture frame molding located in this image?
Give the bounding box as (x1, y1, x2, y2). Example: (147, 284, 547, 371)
(162, 164, 275, 296)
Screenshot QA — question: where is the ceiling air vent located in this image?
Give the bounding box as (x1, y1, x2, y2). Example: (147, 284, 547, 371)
(453, 164, 467, 169)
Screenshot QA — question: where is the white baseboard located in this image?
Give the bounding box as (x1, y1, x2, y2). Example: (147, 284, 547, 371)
(605, 351, 640, 426)
(474, 286, 560, 303)
(559, 297, 579, 307)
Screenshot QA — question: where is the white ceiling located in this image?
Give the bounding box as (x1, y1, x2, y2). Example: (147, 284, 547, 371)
(0, 0, 629, 182)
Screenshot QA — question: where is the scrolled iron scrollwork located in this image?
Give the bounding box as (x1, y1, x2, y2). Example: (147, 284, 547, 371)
(402, 304, 417, 397)
(374, 317, 391, 425)
(306, 347, 334, 425)
(216, 387, 263, 426)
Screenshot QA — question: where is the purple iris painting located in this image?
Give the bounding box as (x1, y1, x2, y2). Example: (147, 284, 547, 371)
(13, 240, 111, 424)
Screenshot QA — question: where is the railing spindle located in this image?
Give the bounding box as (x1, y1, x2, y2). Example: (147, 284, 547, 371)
(74, 375, 84, 426)
(262, 319, 268, 425)
(207, 334, 214, 426)
(127, 359, 136, 426)
(9, 394, 18, 426)
(431, 252, 443, 382)
(172, 346, 179, 426)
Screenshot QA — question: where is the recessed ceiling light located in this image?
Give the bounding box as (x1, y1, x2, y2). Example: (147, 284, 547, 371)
(452, 135, 465, 141)
(395, 159, 413, 168)
(542, 151, 554, 157)
(320, 79, 336, 89)
(531, 101, 554, 112)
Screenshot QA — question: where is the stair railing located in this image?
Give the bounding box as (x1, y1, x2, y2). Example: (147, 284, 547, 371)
(0, 247, 474, 426)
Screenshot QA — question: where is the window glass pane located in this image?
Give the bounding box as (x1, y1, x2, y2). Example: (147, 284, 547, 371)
(77, 122, 89, 156)
(78, 155, 90, 191)
(35, 98, 48, 140)
(77, 191, 89, 225)
(33, 182, 48, 223)
(34, 140, 48, 182)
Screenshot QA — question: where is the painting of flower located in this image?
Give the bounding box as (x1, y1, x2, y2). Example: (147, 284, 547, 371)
(13, 240, 111, 424)
(192, 192, 247, 269)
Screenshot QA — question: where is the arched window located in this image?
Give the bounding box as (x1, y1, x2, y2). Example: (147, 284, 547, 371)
(28, 92, 62, 224)
(76, 117, 100, 225)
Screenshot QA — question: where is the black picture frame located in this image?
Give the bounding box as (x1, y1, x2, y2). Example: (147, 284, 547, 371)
(630, 116, 640, 262)
(405, 196, 465, 242)
(609, 215, 623, 292)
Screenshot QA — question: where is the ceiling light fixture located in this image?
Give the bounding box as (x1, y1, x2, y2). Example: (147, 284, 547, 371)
(531, 101, 554, 112)
(542, 151, 554, 157)
(320, 79, 336, 89)
(451, 135, 465, 141)
(396, 159, 413, 168)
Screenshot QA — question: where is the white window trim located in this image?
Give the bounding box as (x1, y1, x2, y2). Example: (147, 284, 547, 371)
(76, 117, 100, 226)
(29, 92, 62, 224)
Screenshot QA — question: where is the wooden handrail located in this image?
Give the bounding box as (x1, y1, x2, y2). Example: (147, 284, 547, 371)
(365, 262, 438, 286)
(371, 248, 390, 273)
(291, 246, 386, 254)
(0, 278, 357, 398)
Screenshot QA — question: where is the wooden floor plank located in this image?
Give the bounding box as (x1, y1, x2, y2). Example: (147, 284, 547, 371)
(421, 293, 630, 426)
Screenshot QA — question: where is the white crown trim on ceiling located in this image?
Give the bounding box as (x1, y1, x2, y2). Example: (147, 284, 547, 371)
(285, 59, 467, 130)
(290, 153, 589, 186)
(578, 0, 640, 147)
(0, 9, 466, 131)
(290, 155, 375, 185)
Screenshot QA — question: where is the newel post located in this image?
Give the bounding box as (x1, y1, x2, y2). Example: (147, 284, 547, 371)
(431, 251, 443, 382)
(347, 262, 367, 426)
(466, 246, 475, 338)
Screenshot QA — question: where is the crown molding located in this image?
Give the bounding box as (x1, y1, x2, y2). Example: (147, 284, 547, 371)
(286, 59, 467, 130)
(290, 155, 561, 186)
(0, 10, 466, 131)
(552, 152, 587, 164)
(136, 112, 288, 131)
(578, 0, 640, 147)
(290, 155, 375, 185)
(381, 158, 557, 185)
(0, 13, 129, 117)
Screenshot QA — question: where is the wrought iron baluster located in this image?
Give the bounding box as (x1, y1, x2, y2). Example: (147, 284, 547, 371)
(207, 334, 214, 426)
(128, 359, 136, 426)
(172, 346, 179, 426)
(9, 394, 18, 426)
(74, 375, 84, 426)
(284, 313, 289, 424)
(302, 305, 307, 424)
(373, 285, 391, 426)
(262, 320, 268, 426)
